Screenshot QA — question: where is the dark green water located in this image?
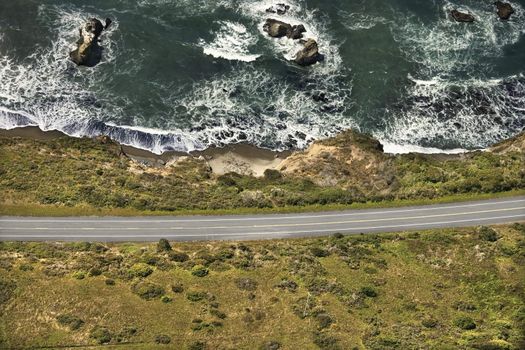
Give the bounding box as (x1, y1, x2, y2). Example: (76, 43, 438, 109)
(0, 0, 524, 153)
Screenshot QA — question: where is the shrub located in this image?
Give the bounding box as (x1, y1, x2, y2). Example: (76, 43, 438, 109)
(260, 341, 281, 350)
(421, 317, 438, 328)
(155, 335, 171, 344)
(275, 279, 298, 292)
(478, 226, 499, 242)
(72, 271, 86, 280)
(360, 286, 378, 298)
(90, 326, 112, 344)
(316, 313, 334, 329)
(129, 263, 153, 278)
(310, 247, 330, 257)
(313, 331, 340, 350)
(56, 314, 84, 331)
(210, 309, 227, 319)
(186, 291, 207, 302)
(169, 251, 190, 262)
(161, 295, 172, 303)
(191, 265, 209, 277)
(454, 316, 476, 330)
(264, 169, 282, 181)
(157, 239, 172, 252)
(19, 264, 33, 271)
(88, 267, 102, 277)
(131, 281, 165, 300)
(235, 278, 258, 291)
(171, 283, 184, 293)
(105, 278, 115, 286)
(188, 341, 206, 350)
(332, 233, 344, 239)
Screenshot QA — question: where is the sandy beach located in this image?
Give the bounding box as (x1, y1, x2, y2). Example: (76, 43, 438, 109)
(0, 126, 291, 177)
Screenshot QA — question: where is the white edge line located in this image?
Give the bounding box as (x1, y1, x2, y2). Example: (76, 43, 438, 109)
(1, 214, 523, 239)
(0, 198, 524, 223)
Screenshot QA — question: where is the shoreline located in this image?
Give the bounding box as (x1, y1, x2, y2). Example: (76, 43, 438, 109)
(0, 126, 291, 177)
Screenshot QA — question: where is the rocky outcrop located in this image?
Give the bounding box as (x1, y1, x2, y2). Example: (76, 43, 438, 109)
(294, 39, 323, 66)
(266, 3, 290, 15)
(263, 19, 306, 39)
(70, 18, 112, 67)
(263, 19, 292, 38)
(450, 10, 475, 22)
(494, 1, 514, 20)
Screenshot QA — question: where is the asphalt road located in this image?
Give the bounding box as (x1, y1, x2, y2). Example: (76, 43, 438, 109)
(0, 197, 524, 242)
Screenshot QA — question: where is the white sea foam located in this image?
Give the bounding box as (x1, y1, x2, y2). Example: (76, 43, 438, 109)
(339, 11, 388, 31)
(199, 21, 261, 62)
(378, 1, 525, 149)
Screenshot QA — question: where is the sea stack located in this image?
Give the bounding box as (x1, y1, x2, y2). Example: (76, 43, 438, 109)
(294, 39, 323, 66)
(494, 1, 514, 20)
(450, 10, 475, 22)
(70, 18, 112, 67)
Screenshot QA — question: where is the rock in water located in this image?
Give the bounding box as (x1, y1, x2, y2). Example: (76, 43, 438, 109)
(266, 3, 290, 15)
(289, 24, 306, 40)
(263, 19, 306, 39)
(263, 19, 292, 38)
(69, 18, 111, 67)
(450, 10, 475, 22)
(294, 39, 323, 66)
(494, 1, 514, 20)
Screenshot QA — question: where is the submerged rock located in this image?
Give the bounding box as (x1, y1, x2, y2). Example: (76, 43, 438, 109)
(294, 39, 323, 66)
(450, 10, 475, 22)
(70, 18, 112, 67)
(263, 19, 306, 39)
(266, 3, 290, 15)
(494, 1, 514, 20)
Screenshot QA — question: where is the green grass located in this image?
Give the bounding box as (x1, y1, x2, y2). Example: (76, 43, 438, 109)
(0, 189, 523, 217)
(1, 224, 524, 349)
(0, 134, 523, 217)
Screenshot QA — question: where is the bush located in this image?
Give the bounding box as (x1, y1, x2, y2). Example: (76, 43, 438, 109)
(260, 341, 281, 350)
(128, 263, 153, 278)
(360, 286, 378, 298)
(264, 169, 282, 181)
(157, 239, 172, 252)
(161, 295, 172, 303)
(191, 265, 209, 277)
(186, 291, 208, 302)
(235, 278, 258, 291)
(19, 264, 33, 271)
(313, 332, 341, 350)
(72, 271, 86, 280)
(171, 283, 184, 293)
(88, 267, 102, 277)
(90, 326, 112, 344)
(478, 226, 499, 242)
(105, 278, 115, 286)
(169, 251, 189, 262)
(210, 309, 227, 319)
(155, 335, 171, 344)
(310, 247, 330, 257)
(188, 341, 206, 350)
(454, 316, 476, 330)
(131, 281, 165, 300)
(316, 313, 334, 329)
(421, 317, 438, 328)
(56, 314, 84, 331)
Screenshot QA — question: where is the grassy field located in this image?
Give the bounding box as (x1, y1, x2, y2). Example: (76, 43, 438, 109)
(0, 132, 523, 216)
(1, 224, 524, 349)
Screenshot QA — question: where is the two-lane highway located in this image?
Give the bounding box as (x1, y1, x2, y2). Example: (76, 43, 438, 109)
(0, 196, 524, 241)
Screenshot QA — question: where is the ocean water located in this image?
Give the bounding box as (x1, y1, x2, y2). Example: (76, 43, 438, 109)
(0, 0, 524, 154)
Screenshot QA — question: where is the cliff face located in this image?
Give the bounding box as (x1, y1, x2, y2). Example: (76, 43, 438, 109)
(278, 130, 396, 195)
(490, 132, 525, 154)
(278, 130, 524, 198)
